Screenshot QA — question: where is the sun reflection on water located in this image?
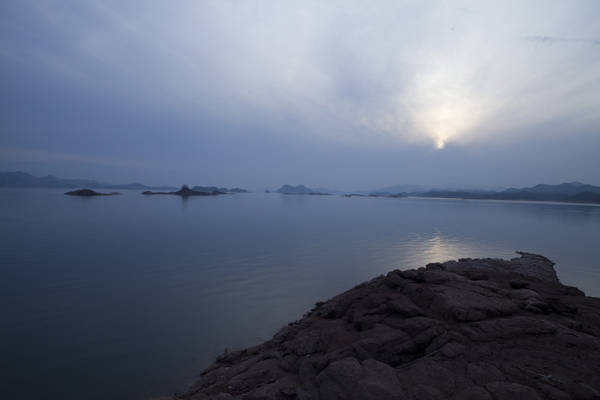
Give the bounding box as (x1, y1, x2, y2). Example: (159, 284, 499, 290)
(371, 233, 515, 272)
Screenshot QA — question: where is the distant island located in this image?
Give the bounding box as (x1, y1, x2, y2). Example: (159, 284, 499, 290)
(265, 182, 600, 204)
(0, 171, 249, 195)
(192, 185, 248, 194)
(4, 171, 599, 204)
(275, 184, 331, 195)
(343, 182, 600, 204)
(0, 171, 176, 191)
(142, 185, 224, 196)
(64, 189, 120, 196)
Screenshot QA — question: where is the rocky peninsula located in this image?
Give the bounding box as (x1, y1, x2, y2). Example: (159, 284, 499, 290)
(162, 252, 600, 400)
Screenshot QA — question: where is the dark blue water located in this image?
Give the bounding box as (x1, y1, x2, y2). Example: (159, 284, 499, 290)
(1, 188, 599, 399)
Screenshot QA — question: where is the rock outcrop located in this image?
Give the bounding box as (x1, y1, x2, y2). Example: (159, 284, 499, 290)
(165, 253, 600, 399)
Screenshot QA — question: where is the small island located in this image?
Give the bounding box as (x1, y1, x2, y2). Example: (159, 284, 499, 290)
(64, 189, 120, 196)
(142, 185, 226, 197)
(276, 184, 331, 195)
(192, 185, 248, 194)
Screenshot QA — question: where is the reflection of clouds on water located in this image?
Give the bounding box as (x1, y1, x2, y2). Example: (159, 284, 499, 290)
(372, 232, 515, 271)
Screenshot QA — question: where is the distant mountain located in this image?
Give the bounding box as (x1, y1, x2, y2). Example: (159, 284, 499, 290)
(143, 185, 225, 197)
(0, 171, 176, 190)
(363, 183, 506, 195)
(417, 182, 600, 204)
(503, 182, 600, 196)
(276, 184, 330, 195)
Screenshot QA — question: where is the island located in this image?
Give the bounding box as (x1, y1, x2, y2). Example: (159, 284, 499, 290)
(276, 184, 331, 195)
(192, 186, 248, 194)
(64, 189, 120, 196)
(142, 185, 225, 196)
(159, 252, 600, 399)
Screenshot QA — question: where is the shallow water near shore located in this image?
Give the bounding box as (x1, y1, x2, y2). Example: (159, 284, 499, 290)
(1, 188, 599, 399)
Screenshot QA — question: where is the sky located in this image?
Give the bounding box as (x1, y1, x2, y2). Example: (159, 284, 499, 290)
(1, 1, 599, 190)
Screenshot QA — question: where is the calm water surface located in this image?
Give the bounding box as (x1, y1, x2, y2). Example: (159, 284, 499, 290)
(1, 188, 599, 399)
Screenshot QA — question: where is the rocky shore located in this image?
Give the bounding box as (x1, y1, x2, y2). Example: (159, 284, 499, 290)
(164, 252, 600, 399)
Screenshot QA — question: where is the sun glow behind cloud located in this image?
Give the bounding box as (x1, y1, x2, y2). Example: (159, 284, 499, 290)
(407, 66, 495, 149)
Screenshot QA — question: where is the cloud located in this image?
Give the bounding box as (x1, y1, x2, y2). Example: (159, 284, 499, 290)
(1, 1, 600, 186)
(521, 36, 600, 46)
(3, 1, 600, 149)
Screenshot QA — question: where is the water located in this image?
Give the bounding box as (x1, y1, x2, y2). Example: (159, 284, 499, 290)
(1, 188, 599, 399)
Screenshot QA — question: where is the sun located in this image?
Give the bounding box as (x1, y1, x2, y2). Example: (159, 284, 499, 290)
(434, 131, 448, 150)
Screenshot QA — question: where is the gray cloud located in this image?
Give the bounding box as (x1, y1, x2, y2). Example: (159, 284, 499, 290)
(521, 36, 600, 46)
(1, 1, 600, 188)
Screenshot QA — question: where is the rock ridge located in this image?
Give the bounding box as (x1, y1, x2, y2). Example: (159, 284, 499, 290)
(163, 253, 600, 400)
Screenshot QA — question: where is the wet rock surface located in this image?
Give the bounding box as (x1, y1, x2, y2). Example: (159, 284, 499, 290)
(165, 252, 600, 399)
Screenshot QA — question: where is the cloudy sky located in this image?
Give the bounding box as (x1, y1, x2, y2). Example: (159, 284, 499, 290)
(1, 1, 599, 190)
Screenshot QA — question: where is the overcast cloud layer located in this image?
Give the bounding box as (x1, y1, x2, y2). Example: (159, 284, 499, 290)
(1, 1, 599, 189)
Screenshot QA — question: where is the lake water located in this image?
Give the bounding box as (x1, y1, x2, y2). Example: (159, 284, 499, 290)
(1, 188, 599, 399)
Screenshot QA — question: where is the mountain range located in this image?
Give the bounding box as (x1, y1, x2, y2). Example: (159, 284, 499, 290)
(274, 182, 600, 204)
(363, 183, 507, 195)
(0, 171, 177, 190)
(415, 182, 600, 204)
(0, 171, 252, 193)
(3, 172, 599, 204)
